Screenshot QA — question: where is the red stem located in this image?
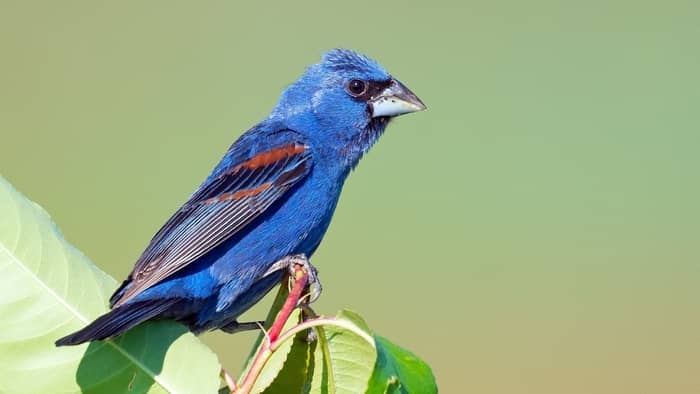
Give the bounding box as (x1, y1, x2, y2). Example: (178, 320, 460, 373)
(233, 264, 309, 393)
(268, 265, 308, 342)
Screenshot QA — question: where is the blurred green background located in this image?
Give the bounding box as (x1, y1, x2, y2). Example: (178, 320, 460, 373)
(2, 1, 699, 392)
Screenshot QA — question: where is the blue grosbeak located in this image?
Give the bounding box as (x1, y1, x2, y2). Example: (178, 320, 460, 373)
(56, 49, 425, 346)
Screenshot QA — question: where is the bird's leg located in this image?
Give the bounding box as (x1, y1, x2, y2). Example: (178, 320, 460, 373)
(299, 303, 319, 343)
(223, 255, 320, 337)
(220, 320, 265, 334)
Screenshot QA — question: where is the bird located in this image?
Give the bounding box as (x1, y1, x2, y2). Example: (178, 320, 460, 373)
(56, 48, 426, 346)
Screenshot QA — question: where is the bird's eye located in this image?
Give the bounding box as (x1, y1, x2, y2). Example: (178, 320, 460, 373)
(347, 79, 367, 97)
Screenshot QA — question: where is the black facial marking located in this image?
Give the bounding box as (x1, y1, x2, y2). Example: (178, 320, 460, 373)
(346, 79, 393, 102)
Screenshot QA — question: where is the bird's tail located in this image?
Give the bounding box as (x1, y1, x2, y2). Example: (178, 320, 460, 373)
(55, 298, 179, 346)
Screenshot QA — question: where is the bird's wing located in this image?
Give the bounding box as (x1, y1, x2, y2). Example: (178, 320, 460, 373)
(111, 141, 312, 307)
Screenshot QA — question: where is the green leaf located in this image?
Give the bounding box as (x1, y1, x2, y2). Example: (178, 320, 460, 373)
(366, 336, 437, 394)
(0, 176, 221, 394)
(260, 309, 436, 394)
(310, 311, 377, 394)
(310, 310, 438, 394)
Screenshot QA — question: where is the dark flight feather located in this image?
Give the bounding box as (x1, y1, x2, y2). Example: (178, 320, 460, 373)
(55, 298, 181, 345)
(110, 143, 312, 307)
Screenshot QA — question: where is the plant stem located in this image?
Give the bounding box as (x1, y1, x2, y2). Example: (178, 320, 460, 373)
(232, 264, 309, 394)
(232, 315, 377, 393)
(220, 369, 237, 392)
(268, 267, 308, 342)
(271, 317, 374, 351)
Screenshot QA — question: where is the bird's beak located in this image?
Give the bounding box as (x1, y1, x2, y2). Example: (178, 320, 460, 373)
(370, 79, 427, 118)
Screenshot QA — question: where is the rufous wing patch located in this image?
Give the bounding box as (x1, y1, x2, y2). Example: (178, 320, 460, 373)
(222, 144, 308, 177)
(201, 182, 273, 204)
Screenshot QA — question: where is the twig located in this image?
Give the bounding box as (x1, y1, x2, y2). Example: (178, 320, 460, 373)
(220, 368, 237, 392)
(271, 316, 374, 350)
(268, 266, 308, 342)
(231, 264, 309, 394)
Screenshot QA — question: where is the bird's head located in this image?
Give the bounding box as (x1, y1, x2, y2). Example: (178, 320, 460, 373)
(271, 49, 426, 168)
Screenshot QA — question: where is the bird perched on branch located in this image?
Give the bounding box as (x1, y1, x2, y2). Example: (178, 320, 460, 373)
(56, 49, 426, 346)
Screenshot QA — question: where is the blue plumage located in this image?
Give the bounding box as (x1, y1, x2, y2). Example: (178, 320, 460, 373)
(56, 49, 425, 346)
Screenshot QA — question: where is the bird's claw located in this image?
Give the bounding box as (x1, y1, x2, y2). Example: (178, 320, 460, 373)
(264, 254, 322, 304)
(287, 255, 322, 304)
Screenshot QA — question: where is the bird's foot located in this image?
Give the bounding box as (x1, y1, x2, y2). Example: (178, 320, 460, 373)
(300, 303, 319, 343)
(264, 254, 322, 304)
(287, 254, 322, 305)
(220, 320, 265, 334)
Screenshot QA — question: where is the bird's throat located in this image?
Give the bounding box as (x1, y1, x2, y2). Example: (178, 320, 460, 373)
(343, 116, 391, 170)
